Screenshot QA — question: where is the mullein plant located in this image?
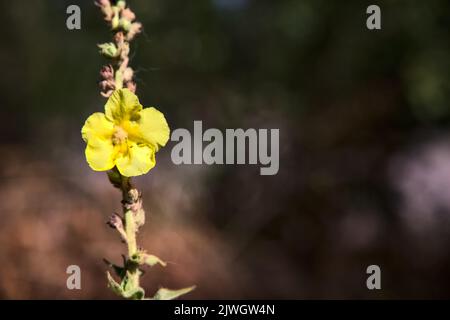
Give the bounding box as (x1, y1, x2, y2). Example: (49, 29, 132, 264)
(81, 0, 195, 300)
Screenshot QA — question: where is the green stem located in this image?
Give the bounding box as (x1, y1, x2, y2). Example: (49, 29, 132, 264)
(124, 208, 140, 297)
(115, 70, 123, 89)
(120, 174, 141, 298)
(124, 210, 137, 255)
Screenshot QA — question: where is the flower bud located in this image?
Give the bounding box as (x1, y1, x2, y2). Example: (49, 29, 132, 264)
(99, 79, 115, 92)
(116, 0, 126, 10)
(95, 0, 110, 7)
(107, 213, 123, 230)
(121, 8, 136, 22)
(99, 80, 108, 91)
(107, 213, 128, 242)
(126, 22, 142, 41)
(120, 18, 131, 32)
(111, 13, 120, 29)
(100, 65, 114, 80)
(95, 0, 113, 21)
(122, 67, 134, 82)
(98, 42, 119, 58)
(113, 31, 125, 45)
(125, 81, 136, 93)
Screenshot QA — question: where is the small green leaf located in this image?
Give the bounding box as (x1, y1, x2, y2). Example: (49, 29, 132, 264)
(106, 271, 124, 296)
(122, 285, 145, 300)
(107, 271, 145, 300)
(142, 254, 167, 267)
(103, 259, 126, 278)
(98, 42, 119, 58)
(152, 286, 196, 300)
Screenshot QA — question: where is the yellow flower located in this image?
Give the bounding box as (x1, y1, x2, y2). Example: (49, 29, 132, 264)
(81, 89, 170, 177)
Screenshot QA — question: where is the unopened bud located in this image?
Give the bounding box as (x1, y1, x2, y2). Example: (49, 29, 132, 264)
(107, 213, 123, 230)
(100, 65, 114, 80)
(107, 213, 127, 242)
(121, 8, 136, 21)
(125, 81, 136, 93)
(111, 9, 120, 29)
(126, 22, 142, 41)
(120, 18, 131, 32)
(95, 0, 113, 21)
(116, 0, 126, 10)
(123, 67, 134, 82)
(98, 42, 119, 58)
(113, 31, 125, 45)
(99, 79, 115, 91)
(95, 0, 110, 7)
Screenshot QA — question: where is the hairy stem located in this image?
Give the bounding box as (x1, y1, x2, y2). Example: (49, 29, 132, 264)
(124, 208, 139, 294)
(120, 173, 144, 297)
(124, 210, 137, 255)
(120, 176, 139, 261)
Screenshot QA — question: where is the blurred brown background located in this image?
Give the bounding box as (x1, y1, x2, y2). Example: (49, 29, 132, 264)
(0, 0, 449, 299)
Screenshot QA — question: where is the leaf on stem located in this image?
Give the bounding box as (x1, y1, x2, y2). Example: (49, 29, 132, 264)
(152, 286, 196, 300)
(106, 271, 124, 296)
(103, 258, 126, 278)
(106, 270, 145, 300)
(142, 253, 167, 267)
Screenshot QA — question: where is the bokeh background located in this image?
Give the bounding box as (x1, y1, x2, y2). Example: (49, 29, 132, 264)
(0, 0, 449, 299)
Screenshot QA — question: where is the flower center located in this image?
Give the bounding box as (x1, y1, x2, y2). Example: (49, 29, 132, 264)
(112, 126, 128, 145)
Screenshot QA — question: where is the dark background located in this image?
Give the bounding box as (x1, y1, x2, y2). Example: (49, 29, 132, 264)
(0, 0, 449, 299)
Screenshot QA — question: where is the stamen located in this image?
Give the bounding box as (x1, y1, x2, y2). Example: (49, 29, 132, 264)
(112, 126, 128, 145)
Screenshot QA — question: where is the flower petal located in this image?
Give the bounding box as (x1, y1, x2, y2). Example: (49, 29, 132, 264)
(115, 142, 156, 177)
(105, 89, 143, 123)
(135, 107, 170, 151)
(85, 137, 116, 171)
(81, 112, 114, 142)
